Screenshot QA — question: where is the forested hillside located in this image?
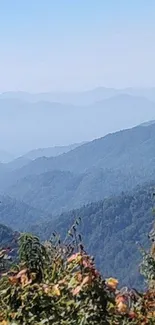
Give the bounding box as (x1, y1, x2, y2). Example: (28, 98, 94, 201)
(29, 181, 155, 288)
(7, 167, 155, 215)
(0, 195, 49, 231)
(0, 223, 16, 247)
(4, 122, 155, 215)
(5, 122, 155, 177)
(0, 180, 154, 288)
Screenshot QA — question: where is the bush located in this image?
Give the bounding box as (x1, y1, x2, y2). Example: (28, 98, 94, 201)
(0, 220, 155, 324)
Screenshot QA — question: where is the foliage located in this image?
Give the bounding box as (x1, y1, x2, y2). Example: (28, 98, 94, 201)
(0, 221, 155, 324)
(140, 222, 155, 289)
(0, 224, 18, 273)
(1, 182, 155, 288)
(30, 182, 155, 288)
(18, 233, 47, 281)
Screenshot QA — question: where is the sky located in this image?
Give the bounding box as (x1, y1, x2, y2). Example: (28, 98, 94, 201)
(0, 0, 155, 92)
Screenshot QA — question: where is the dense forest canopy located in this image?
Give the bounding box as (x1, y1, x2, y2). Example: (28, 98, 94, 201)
(28, 181, 155, 288)
(0, 178, 155, 288)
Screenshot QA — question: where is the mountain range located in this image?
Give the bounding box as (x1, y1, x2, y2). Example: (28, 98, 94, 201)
(2, 86, 155, 105)
(23, 142, 86, 160)
(2, 121, 155, 215)
(1, 119, 155, 287)
(1, 91, 155, 154)
(4, 142, 84, 171)
(11, 120, 155, 175)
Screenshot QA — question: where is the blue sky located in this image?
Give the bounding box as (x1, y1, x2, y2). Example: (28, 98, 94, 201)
(0, 0, 155, 91)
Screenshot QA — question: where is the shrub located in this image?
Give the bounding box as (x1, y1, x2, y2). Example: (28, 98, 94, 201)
(0, 220, 155, 324)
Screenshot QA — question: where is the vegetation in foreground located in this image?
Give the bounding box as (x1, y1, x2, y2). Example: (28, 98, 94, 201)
(0, 219, 155, 325)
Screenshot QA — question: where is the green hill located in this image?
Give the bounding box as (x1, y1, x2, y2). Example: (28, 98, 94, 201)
(29, 182, 155, 288)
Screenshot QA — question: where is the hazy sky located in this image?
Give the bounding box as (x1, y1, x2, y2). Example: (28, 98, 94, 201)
(0, 0, 155, 92)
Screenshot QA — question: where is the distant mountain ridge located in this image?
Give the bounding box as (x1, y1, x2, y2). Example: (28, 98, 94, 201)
(1, 92, 155, 153)
(3, 121, 155, 215)
(4, 142, 84, 171)
(6, 157, 31, 171)
(23, 142, 86, 160)
(0, 194, 50, 231)
(1, 87, 155, 104)
(140, 120, 155, 127)
(7, 122, 155, 176)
